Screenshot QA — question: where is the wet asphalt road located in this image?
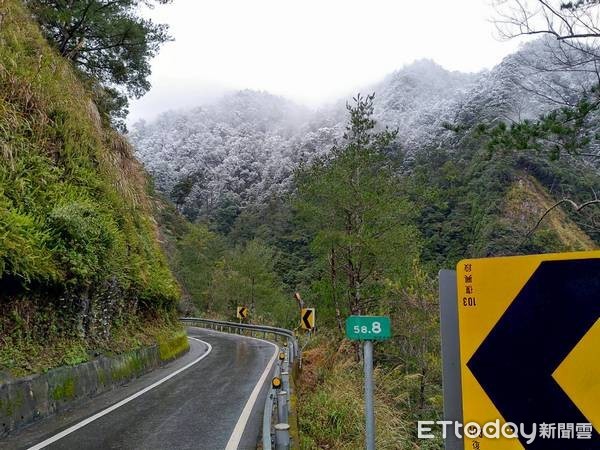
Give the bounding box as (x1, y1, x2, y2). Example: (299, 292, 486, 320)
(1, 328, 277, 450)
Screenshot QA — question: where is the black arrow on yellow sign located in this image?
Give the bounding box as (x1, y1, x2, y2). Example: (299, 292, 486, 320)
(237, 306, 248, 319)
(302, 310, 311, 328)
(302, 308, 314, 330)
(468, 258, 600, 449)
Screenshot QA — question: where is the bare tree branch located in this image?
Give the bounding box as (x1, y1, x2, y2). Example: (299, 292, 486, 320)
(522, 197, 600, 244)
(493, 0, 600, 41)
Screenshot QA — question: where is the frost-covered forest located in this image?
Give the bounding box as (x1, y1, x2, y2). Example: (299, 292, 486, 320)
(130, 38, 600, 223)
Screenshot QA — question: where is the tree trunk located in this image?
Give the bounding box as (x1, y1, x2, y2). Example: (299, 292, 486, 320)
(250, 277, 255, 319)
(329, 247, 343, 332)
(419, 364, 427, 413)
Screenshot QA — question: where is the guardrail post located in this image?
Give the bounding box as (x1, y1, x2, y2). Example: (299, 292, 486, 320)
(286, 340, 293, 364)
(277, 391, 288, 424)
(282, 350, 289, 373)
(281, 371, 290, 394)
(275, 423, 290, 450)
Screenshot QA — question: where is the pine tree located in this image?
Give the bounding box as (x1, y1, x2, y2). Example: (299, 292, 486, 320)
(295, 93, 419, 318)
(26, 0, 172, 128)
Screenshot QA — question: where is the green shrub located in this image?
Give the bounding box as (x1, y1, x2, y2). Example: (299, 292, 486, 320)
(0, 197, 57, 282)
(47, 201, 123, 282)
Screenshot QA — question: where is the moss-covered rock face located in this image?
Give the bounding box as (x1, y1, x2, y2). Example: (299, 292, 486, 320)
(0, 331, 189, 436)
(0, 0, 181, 371)
(158, 332, 190, 362)
(0, 391, 23, 417)
(51, 377, 75, 401)
(111, 354, 145, 382)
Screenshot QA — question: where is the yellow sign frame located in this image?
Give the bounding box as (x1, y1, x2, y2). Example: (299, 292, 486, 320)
(457, 250, 600, 450)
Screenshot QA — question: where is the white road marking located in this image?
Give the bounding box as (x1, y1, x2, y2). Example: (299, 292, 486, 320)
(225, 335, 279, 450)
(27, 337, 212, 450)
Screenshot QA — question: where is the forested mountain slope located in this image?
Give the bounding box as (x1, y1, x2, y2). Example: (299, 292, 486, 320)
(0, 0, 181, 376)
(131, 90, 315, 220)
(131, 38, 600, 266)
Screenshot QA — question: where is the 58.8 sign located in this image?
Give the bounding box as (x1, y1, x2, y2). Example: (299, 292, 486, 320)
(345, 316, 391, 341)
(354, 322, 382, 335)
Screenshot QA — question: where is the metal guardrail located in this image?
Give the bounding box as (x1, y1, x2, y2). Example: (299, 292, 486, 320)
(180, 317, 300, 449)
(180, 317, 299, 363)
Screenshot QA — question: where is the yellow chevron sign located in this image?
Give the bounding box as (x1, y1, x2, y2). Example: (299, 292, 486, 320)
(457, 250, 600, 450)
(236, 306, 248, 320)
(301, 308, 315, 330)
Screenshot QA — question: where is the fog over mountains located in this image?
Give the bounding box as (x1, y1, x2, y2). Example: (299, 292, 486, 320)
(129, 38, 599, 220)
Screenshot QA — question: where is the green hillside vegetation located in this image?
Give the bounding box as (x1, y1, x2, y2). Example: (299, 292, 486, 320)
(155, 196, 297, 325)
(502, 175, 594, 250)
(407, 145, 598, 269)
(0, 0, 181, 377)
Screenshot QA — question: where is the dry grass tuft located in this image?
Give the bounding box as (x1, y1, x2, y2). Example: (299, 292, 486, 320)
(86, 99, 103, 133)
(101, 130, 150, 210)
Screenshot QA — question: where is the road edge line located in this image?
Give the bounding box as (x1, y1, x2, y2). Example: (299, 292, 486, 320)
(224, 336, 279, 450)
(27, 337, 212, 450)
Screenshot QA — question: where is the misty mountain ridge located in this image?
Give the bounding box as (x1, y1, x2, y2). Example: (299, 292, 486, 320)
(129, 38, 599, 220)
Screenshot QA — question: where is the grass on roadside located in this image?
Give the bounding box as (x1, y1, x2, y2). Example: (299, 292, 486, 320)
(297, 333, 443, 450)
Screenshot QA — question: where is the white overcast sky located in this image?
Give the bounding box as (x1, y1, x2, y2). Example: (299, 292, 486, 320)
(128, 0, 526, 124)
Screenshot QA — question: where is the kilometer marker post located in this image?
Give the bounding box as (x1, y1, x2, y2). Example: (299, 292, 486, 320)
(363, 339, 375, 450)
(346, 316, 392, 450)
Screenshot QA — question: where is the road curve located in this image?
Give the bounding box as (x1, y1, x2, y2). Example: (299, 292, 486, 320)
(2, 328, 278, 450)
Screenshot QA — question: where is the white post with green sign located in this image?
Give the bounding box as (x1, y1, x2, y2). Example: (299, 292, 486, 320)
(345, 315, 391, 450)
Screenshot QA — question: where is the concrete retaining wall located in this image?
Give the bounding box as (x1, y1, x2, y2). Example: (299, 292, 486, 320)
(0, 334, 189, 436)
